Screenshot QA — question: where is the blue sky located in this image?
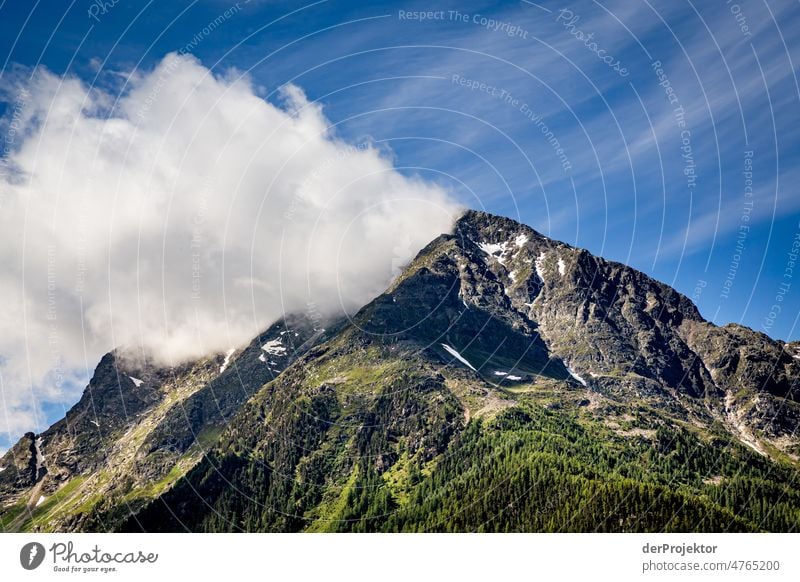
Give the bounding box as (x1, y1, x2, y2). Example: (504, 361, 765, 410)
(1, 0, 799, 446)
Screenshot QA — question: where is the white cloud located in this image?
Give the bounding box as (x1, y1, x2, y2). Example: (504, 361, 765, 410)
(0, 53, 460, 440)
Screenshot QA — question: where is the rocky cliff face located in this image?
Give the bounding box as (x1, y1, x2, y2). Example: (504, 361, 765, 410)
(2, 210, 799, 532)
(447, 212, 800, 454)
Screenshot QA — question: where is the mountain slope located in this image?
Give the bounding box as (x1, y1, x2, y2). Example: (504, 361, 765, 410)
(0, 313, 338, 531)
(120, 210, 800, 532)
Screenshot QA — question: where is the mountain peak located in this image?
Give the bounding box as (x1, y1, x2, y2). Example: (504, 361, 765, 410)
(455, 209, 545, 244)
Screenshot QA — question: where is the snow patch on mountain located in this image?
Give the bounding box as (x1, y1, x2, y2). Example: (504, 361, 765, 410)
(493, 370, 522, 380)
(441, 344, 477, 371)
(567, 366, 587, 386)
(261, 339, 287, 356)
(557, 257, 566, 276)
(535, 252, 547, 280)
(129, 376, 144, 387)
(34, 437, 45, 473)
(219, 348, 235, 373)
(478, 241, 510, 265)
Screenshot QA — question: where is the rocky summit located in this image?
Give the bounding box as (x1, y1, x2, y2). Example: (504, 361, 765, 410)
(2, 210, 799, 532)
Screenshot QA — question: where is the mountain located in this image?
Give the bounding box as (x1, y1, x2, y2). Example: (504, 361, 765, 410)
(0, 313, 339, 531)
(2, 210, 800, 532)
